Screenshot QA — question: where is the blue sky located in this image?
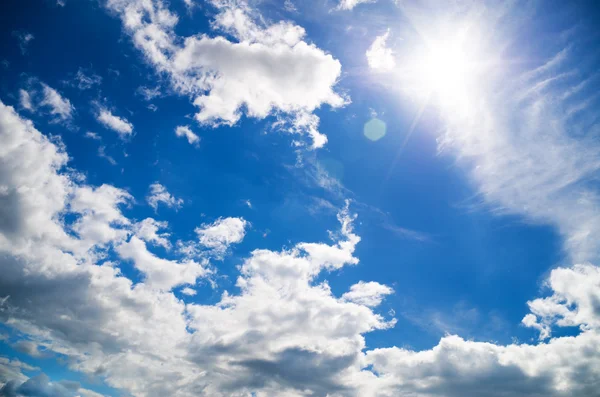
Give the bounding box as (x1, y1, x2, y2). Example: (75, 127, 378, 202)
(0, 0, 600, 396)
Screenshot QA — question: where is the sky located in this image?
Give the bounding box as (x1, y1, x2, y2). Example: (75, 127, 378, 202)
(0, 0, 600, 396)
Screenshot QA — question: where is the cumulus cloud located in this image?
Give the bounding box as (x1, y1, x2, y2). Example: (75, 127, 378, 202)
(133, 218, 171, 249)
(146, 182, 183, 211)
(174, 125, 200, 146)
(96, 107, 133, 137)
(105, 0, 346, 148)
(342, 281, 394, 307)
(194, 216, 248, 257)
(117, 236, 208, 290)
(2, 100, 600, 396)
(366, 30, 395, 71)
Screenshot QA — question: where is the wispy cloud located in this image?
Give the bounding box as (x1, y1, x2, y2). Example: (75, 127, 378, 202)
(96, 107, 133, 137)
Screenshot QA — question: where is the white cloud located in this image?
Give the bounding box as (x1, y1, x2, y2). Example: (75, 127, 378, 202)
(117, 236, 208, 291)
(337, 0, 375, 10)
(2, 98, 600, 395)
(146, 182, 183, 211)
(342, 281, 394, 307)
(366, 30, 395, 71)
(174, 125, 200, 146)
(96, 108, 133, 137)
(194, 216, 248, 257)
(3, 4, 600, 395)
(133, 218, 171, 249)
(84, 131, 101, 140)
(17, 82, 74, 123)
(181, 287, 197, 296)
(105, 0, 346, 148)
(524, 264, 600, 340)
(18, 89, 33, 111)
(69, 184, 132, 251)
(136, 86, 161, 101)
(40, 83, 74, 122)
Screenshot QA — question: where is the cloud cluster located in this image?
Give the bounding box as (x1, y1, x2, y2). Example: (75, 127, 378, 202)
(3, 1, 600, 396)
(105, 0, 346, 148)
(2, 98, 600, 396)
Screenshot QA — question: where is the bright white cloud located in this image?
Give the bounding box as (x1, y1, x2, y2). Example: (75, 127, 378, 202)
(40, 83, 74, 122)
(342, 281, 394, 307)
(146, 182, 183, 211)
(366, 30, 395, 71)
(337, 0, 375, 10)
(181, 287, 197, 296)
(524, 264, 600, 340)
(96, 107, 133, 137)
(174, 125, 200, 146)
(105, 0, 346, 148)
(133, 218, 171, 249)
(117, 236, 208, 291)
(194, 217, 248, 257)
(2, 100, 600, 395)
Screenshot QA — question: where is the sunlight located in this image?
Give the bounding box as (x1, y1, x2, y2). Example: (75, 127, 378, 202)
(422, 41, 471, 97)
(412, 36, 477, 116)
(399, 22, 490, 119)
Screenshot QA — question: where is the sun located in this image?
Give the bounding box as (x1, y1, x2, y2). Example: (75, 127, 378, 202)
(398, 23, 490, 119)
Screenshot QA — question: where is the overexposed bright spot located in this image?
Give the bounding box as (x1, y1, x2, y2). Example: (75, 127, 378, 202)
(398, 21, 493, 119)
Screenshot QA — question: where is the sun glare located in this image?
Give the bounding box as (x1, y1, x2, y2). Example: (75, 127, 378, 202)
(400, 24, 489, 119)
